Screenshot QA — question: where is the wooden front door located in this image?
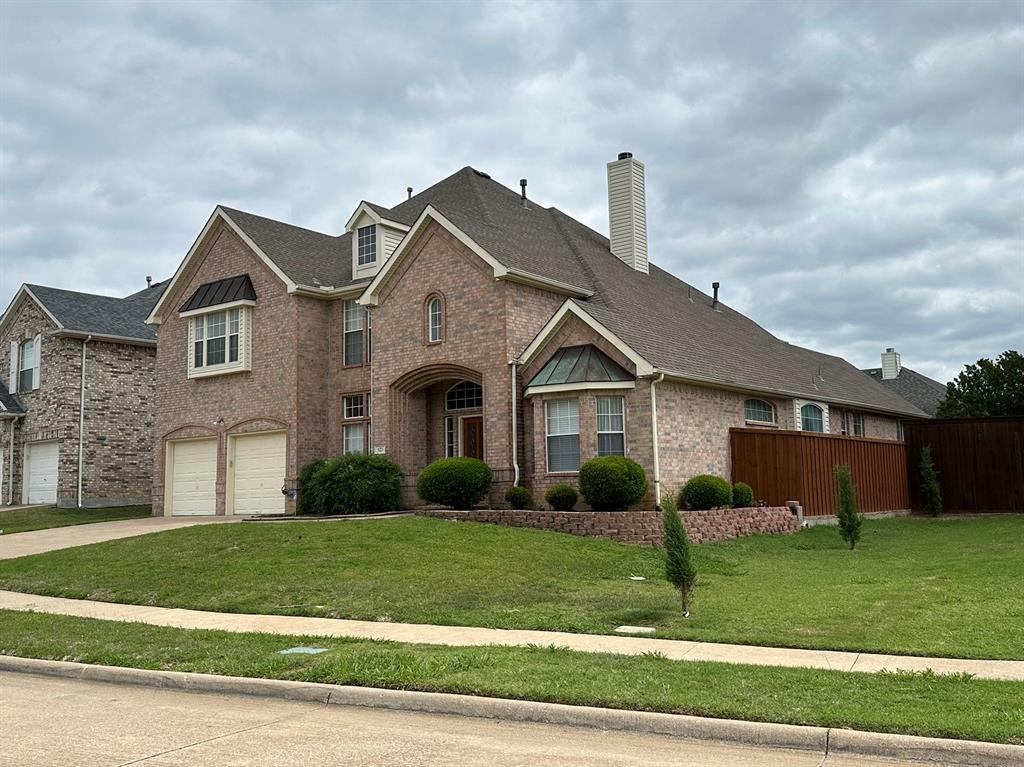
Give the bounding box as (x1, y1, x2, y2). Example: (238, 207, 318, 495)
(462, 417, 484, 460)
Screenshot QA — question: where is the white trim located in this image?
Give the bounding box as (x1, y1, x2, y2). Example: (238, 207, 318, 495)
(0, 286, 64, 339)
(55, 330, 156, 347)
(457, 413, 485, 459)
(344, 201, 411, 233)
(503, 269, 593, 298)
(290, 284, 368, 299)
(525, 381, 636, 398)
(519, 299, 655, 376)
(179, 299, 255, 319)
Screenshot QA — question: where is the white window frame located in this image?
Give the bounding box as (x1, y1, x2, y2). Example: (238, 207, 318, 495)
(800, 403, 825, 433)
(357, 224, 377, 266)
(446, 380, 482, 411)
(187, 306, 251, 379)
(18, 335, 40, 393)
(546, 398, 581, 473)
(343, 300, 364, 366)
(852, 413, 865, 437)
(343, 394, 364, 419)
(596, 396, 626, 456)
(427, 296, 443, 343)
(744, 398, 776, 425)
(343, 422, 365, 455)
(444, 416, 456, 457)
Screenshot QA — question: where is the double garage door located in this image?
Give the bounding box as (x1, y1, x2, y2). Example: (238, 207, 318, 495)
(166, 432, 286, 516)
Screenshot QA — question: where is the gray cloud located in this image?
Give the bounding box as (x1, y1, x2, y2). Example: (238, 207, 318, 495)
(1, 0, 1021, 382)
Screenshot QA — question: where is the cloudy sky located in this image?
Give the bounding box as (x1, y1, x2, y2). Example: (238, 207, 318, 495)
(1, 1, 1021, 381)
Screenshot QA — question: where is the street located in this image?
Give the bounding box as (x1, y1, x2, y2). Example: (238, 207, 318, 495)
(2, 672, 924, 766)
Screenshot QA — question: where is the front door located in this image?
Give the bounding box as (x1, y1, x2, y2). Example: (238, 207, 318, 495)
(462, 417, 484, 460)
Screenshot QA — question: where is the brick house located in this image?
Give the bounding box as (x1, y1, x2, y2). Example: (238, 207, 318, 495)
(147, 154, 926, 516)
(0, 281, 165, 506)
(862, 348, 948, 417)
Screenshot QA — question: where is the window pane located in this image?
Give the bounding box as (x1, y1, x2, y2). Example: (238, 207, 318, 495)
(344, 330, 364, 365)
(344, 300, 363, 331)
(194, 319, 204, 341)
(598, 433, 625, 456)
(366, 310, 372, 363)
(801, 404, 824, 432)
(343, 423, 365, 455)
(547, 434, 581, 472)
(194, 341, 204, 368)
(445, 417, 456, 457)
(229, 308, 240, 334)
(19, 368, 33, 393)
(428, 298, 442, 342)
(206, 336, 226, 365)
(853, 414, 865, 436)
(745, 399, 774, 423)
(446, 380, 482, 410)
(546, 399, 579, 435)
(207, 311, 226, 338)
(597, 397, 624, 432)
(228, 334, 239, 363)
(357, 225, 377, 265)
(344, 395, 364, 419)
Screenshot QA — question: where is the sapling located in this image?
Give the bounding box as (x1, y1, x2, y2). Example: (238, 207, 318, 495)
(662, 497, 696, 616)
(834, 464, 862, 550)
(920, 446, 943, 517)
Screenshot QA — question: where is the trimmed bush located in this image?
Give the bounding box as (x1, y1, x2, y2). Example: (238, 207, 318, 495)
(732, 481, 754, 508)
(545, 484, 578, 511)
(504, 485, 534, 510)
(297, 458, 327, 515)
(301, 454, 403, 516)
(417, 457, 492, 509)
(920, 446, 943, 517)
(680, 475, 732, 511)
(662, 495, 696, 616)
(579, 456, 648, 510)
(835, 463, 862, 550)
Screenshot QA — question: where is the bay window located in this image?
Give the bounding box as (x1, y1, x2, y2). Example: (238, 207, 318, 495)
(188, 306, 249, 378)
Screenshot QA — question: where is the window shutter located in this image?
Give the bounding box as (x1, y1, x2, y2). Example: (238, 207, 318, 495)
(31, 334, 41, 390)
(8, 340, 17, 392)
(187, 318, 195, 376)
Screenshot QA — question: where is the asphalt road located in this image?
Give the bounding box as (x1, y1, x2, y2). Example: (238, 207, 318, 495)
(2, 673, 916, 766)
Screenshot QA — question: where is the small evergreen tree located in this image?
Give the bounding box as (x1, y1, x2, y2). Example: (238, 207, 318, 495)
(834, 464, 862, 549)
(662, 497, 696, 616)
(920, 446, 943, 517)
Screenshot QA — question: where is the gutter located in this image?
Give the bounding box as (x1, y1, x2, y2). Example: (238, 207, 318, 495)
(7, 414, 20, 505)
(510, 360, 520, 486)
(650, 373, 664, 508)
(77, 335, 91, 508)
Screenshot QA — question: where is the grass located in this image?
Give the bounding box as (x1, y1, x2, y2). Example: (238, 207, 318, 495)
(1, 610, 1020, 744)
(0, 515, 1020, 659)
(0, 505, 152, 535)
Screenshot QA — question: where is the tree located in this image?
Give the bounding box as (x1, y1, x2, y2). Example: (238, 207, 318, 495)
(920, 446, 942, 517)
(834, 464, 862, 550)
(662, 497, 696, 616)
(936, 350, 1024, 418)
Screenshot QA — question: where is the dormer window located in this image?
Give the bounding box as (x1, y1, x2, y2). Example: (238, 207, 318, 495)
(357, 225, 377, 265)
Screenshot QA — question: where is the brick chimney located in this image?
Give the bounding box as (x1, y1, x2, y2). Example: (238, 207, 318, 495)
(607, 152, 648, 274)
(881, 348, 902, 380)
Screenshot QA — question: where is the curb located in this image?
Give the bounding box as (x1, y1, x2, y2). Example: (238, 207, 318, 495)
(3, 656, 1021, 765)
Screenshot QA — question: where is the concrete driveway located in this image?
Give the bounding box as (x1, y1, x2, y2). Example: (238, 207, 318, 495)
(1, 673, 924, 767)
(0, 515, 238, 560)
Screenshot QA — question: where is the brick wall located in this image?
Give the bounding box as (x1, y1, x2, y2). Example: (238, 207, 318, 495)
(416, 506, 799, 545)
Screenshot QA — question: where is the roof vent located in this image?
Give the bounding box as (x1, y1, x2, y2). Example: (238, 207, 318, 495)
(520, 179, 528, 209)
(712, 281, 720, 310)
(146, 276, 152, 288)
(881, 348, 902, 380)
(407, 186, 413, 200)
(607, 152, 648, 274)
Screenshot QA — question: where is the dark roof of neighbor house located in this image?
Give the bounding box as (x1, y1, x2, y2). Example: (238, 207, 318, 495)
(180, 274, 257, 313)
(528, 345, 634, 389)
(0, 379, 25, 416)
(861, 367, 948, 416)
(25, 281, 167, 342)
(219, 167, 927, 417)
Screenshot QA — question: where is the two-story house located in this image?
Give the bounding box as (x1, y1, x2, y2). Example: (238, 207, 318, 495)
(147, 154, 925, 516)
(0, 281, 165, 506)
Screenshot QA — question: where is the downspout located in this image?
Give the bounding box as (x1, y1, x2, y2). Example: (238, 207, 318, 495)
(7, 418, 16, 505)
(650, 373, 665, 509)
(77, 336, 91, 508)
(510, 360, 520, 486)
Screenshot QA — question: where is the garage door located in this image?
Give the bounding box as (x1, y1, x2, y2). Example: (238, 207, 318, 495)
(230, 432, 286, 516)
(168, 439, 217, 516)
(25, 441, 59, 505)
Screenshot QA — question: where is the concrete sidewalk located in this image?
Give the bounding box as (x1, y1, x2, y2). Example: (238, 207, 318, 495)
(0, 515, 239, 559)
(2, 589, 1021, 681)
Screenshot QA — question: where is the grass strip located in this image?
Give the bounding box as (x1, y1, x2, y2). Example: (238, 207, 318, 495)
(0, 506, 152, 535)
(0, 609, 1021, 744)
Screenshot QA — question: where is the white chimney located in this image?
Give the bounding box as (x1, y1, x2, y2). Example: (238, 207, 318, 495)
(881, 348, 902, 380)
(607, 152, 648, 274)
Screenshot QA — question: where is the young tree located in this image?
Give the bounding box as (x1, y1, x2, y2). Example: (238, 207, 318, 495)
(937, 350, 1024, 418)
(834, 464, 862, 550)
(662, 497, 696, 616)
(920, 446, 943, 517)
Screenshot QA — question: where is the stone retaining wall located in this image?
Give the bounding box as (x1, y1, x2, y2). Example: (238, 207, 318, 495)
(415, 506, 799, 546)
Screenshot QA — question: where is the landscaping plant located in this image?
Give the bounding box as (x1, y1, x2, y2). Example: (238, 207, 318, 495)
(834, 464, 862, 549)
(417, 457, 493, 509)
(920, 446, 943, 517)
(297, 458, 328, 515)
(661, 496, 696, 616)
(680, 475, 732, 510)
(579, 456, 648, 510)
(731, 482, 754, 508)
(304, 454, 404, 515)
(545, 484, 578, 511)
(504, 485, 533, 510)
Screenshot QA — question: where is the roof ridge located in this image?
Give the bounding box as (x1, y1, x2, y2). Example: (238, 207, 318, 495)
(219, 205, 338, 239)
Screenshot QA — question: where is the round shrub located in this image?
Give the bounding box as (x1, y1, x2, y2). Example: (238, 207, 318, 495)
(417, 457, 492, 509)
(505, 485, 533, 510)
(579, 456, 648, 510)
(680, 474, 732, 511)
(304, 454, 404, 516)
(297, 458, 327, 515)
(732, 481, 754, 508)
(545, 484, 578, 511)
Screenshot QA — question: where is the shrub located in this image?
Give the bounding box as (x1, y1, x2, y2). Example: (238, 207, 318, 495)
(545, 484, 578, 511)
(732, 481, 754, 508)
(680, 475, 732, 510)
(416, 457, 492, 509)
(302, 454, 404, 516)
(297, 458, 327, 515)
(835, 463, 862, 550)
(920, 446, 943, 517)
(662, 495, 696, 616)
(504, 485, 533, 510)
(579, 456, 648, 510)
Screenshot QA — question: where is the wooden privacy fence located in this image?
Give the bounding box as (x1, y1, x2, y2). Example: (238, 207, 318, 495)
(730, 428, 909, 517)
(902, 417, 1024, 512)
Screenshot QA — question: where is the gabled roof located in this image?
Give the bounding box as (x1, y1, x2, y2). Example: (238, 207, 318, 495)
(0, 379, 25, 416)
(180, 274, 256, 313)
(527, 344, 634, 389)
(862, 367, 947, 416)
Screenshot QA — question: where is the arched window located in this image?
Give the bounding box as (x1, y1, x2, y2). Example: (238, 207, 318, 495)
(446, 380, 482, 411)
(800, 403, 824, 432)
(744, 399, 775, 424)
(426, 296, 443, 343)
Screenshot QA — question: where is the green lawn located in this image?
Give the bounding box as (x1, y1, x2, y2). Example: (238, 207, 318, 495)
(0, 515, 1020, 659)
(1, 610, 1020, 744)
(0, 505, 152, 535)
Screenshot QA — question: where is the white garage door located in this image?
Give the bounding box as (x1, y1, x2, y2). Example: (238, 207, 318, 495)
(25, 441, 59, 505)
(168, 439, 217, 516)
(230, 432, 286, 516)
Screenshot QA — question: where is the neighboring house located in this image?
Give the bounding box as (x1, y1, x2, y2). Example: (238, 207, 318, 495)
(862, 349, 948, 417)
(0, 280, 166, 506)
(147, 154, 927, 516)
